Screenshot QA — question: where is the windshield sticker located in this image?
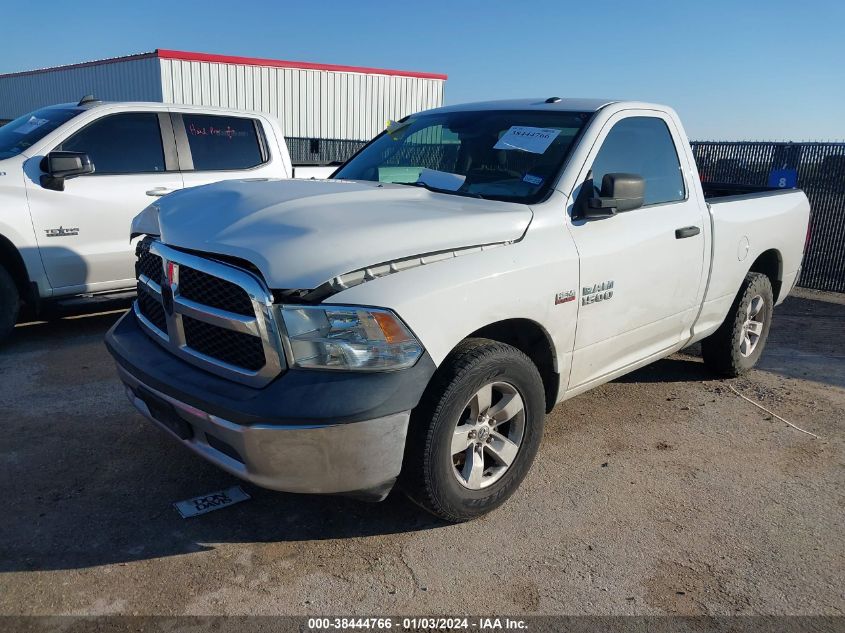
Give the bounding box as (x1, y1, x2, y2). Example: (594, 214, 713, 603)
(12, 116, 50, 135)
(417, 168, 466, 191)
(494, 126, 561, 154)
(523, 174, 544, 186)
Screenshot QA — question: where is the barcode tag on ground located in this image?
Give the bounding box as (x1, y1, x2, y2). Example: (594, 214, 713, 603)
(174, 486, 250, 518)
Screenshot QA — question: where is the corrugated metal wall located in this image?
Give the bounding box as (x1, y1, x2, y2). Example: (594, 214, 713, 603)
(158, 58, 444, 141)
(0, 57, 162, 118)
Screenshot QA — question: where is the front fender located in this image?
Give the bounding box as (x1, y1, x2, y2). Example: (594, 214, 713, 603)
(330, 220, 580, 387)
(0, 162, 50, 297)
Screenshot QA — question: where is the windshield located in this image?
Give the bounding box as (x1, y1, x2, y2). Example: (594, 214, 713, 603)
(0, 107, 81, 159)
(334, 109, 591, 203)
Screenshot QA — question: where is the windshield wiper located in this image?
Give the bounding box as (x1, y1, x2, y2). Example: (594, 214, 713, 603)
(396, 181, 484, 199)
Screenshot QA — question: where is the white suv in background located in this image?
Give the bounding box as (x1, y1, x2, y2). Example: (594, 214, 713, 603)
(0, 98, 296, 342)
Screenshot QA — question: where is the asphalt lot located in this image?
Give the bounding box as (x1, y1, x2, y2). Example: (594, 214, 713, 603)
(1, 289, 843, 616)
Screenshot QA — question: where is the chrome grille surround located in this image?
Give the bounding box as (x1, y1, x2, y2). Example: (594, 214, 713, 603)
(134, 241, 285, 388)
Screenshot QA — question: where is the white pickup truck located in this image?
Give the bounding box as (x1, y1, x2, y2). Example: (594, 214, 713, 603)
(106, 98, 810, 522)
(0, 97, 324, 342)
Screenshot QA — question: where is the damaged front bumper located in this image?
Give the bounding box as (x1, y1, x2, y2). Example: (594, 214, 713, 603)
(105, 312, 435, 500)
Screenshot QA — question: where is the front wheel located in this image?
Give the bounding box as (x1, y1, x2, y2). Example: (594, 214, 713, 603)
(401, 338, 546, 522)
(0, 266, 20, 345)
(702, 272, 774, 377)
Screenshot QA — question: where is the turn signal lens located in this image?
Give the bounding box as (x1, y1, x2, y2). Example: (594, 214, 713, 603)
(372, 311, 412, 344)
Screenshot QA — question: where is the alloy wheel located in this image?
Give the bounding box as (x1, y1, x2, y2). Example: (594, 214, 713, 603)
(451, 381, 526, 489)
(740, 294, 766, 357)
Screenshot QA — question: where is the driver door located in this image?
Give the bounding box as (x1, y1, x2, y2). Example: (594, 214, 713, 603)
(24, 111, 182, 293)
(567, 112, 707, 388)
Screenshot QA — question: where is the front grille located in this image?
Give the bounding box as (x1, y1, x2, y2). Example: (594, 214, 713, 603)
(132, 240, 284, 387)
(136, 285, 167, 332)
(178, 266, 254, 316)
(136, 242, 163, 285)
(183, 315, 266, 370)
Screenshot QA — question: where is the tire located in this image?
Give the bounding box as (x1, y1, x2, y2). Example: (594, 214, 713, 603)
(401, 338, 546, 522)
(702, 272, 774, 377)
(0, 265, 20, 346)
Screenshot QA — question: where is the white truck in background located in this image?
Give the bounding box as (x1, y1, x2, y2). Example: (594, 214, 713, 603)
(0, 98, 328, 342)
(107, 98, 810, 522)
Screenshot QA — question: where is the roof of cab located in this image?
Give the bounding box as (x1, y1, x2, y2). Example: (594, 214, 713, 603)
(43, 100, 269, 117)
(426, 98, 618, 115)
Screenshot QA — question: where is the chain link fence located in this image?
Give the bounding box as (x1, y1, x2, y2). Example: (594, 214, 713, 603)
(286, 137, 367, 165)
(691, 142, 845, 292)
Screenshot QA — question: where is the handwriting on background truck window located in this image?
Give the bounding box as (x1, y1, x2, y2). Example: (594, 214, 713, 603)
(188, 123, 246, 140)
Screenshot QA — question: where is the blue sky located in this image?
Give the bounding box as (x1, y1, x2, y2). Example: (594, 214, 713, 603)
(1, 0, 842, 140)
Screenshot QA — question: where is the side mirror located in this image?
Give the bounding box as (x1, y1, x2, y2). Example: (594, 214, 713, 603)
(40, 151, 94, 191)
(580, 173, 645, 218)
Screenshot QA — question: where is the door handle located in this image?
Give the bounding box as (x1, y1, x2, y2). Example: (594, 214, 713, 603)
(675, 226, 701, 239)
(146, 187, 177, 197)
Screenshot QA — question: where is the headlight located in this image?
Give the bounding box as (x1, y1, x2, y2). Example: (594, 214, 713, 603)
(280, 305, 423, 371)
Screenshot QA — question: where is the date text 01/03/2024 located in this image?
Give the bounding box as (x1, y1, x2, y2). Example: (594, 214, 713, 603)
(306, 617, 528, 630)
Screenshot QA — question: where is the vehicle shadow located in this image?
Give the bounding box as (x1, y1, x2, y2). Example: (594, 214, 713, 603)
(614, 346, 712, 385)
(4, 243, 135, 355)
(0, 467, 447, 573)
(616, 293, 845, 389)
(755, 291, 845, 388)
(1, 312, 447, 573)
(9, 309, 127, 352)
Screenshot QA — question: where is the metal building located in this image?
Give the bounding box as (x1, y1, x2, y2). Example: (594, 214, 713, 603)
(0, 49, 447, 143)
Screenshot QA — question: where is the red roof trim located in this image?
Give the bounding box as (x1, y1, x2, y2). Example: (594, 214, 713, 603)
(155, 49, 447, 80)
(0, 50, 447, 81)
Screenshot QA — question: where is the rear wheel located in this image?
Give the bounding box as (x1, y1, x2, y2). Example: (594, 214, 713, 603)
(402, 338, 546, 522)
(0, 265, 20, 345)
(702, 272, 773, 377)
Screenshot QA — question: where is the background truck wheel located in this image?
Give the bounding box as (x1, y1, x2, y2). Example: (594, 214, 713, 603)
(0, 265, 20, 345)
(702, 272, 774, 377)
(401, 338, 546, 522)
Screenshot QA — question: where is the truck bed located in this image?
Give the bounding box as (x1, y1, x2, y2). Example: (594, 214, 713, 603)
(701, 181, 783, 200)
(688, 186, 810, 345)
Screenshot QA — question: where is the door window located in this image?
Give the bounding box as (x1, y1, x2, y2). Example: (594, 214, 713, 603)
(589, 116, 685, 205)
(181, 114, 265, 171)
(59, 113, 166, 174)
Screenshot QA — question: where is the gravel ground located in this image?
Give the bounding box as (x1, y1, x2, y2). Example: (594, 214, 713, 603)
(0, 289, 842, 616)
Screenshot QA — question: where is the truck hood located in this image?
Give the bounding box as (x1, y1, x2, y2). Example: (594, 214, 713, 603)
(148, 178, 532, 289)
